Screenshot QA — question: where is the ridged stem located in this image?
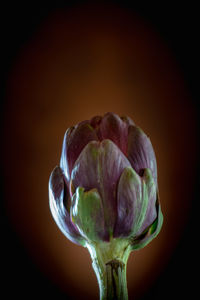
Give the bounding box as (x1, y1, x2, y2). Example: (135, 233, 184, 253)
(86, 238, 131, 300)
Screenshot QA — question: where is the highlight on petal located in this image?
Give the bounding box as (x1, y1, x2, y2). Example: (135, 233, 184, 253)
(127, 125, 157, 184)
(114, 166, 142, 237)
(60, 127, 74, 182)
(114, 167, 157, 239)
(98, 112, 129, 155)
(137, 168, 157, 235)
(131, 197, 163, 250)
(71, 139, 131, 237)
(49, 166, 85, 246)
(71, 187, 107, 242)
(60, 122, 98, 181)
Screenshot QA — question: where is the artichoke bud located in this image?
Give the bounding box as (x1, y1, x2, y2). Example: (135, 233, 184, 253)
(49, 112, 163, 300)
(49, 112, 163, 248)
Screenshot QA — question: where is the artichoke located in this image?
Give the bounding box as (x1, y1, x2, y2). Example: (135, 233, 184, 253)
(49, 112, 163, 300)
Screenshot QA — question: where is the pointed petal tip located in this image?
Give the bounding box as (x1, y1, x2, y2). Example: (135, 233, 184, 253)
(142, 168, 155, 184)
(98, 112, 130, 154)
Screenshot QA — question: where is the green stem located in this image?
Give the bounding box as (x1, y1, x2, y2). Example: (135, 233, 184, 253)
(86, 238, 131, 300)
(102, 259, 128, 300)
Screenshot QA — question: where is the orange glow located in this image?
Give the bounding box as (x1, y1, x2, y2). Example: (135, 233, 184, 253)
(3, 4, 197, 299)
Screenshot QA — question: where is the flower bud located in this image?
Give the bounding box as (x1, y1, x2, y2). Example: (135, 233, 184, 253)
(49, 112, 163, 249)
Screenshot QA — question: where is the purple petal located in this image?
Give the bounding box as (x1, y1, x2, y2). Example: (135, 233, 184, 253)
(127, 125, 157, 184)
(114, 167, 157, 239)
(49, 166, 85, 245)
(90, 115, 102, 129)
(60, 121, 98, 181)
(114, 167, 142, 237)
(120, 115, 135, 126)
(71, 140, 131, 235)
(90, 115, 102, 140)
(98, 112, 129, 155)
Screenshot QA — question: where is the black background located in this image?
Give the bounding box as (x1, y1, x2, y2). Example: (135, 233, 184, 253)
(1, 1, 199, 299)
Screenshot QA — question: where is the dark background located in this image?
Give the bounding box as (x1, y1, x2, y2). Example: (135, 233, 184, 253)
(1, 1, 199, 299)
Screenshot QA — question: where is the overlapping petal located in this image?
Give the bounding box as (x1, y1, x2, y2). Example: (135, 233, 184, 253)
(60, 122, 98, 181)
(131, 199, 163, 250)
(71, 139, 131, 234)
(114, 167, 142, 237)
(98, 112, 129, 155)
(127, 125, 157, 184)
(114, 167, 157, 239)
(49, 166, 85, 246)
(90, 115, 102, 130)
(71, 187, 106, 242)
(137, 169, 157, 235)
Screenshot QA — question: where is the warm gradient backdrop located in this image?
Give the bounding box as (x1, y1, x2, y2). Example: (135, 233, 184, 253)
(2, 3, 199, 300)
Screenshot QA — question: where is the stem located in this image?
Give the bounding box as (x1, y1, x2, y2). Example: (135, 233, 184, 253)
(104, 259, 128, 300)
(86, 238, 131, 300)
